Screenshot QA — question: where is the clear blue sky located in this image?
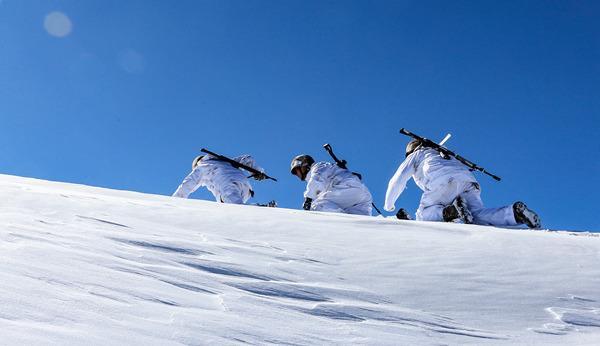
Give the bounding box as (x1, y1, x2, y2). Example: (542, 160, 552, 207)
(1, 0, 598, 231)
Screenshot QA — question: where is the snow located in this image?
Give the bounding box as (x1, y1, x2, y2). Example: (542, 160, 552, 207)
(1, 174, 599, 345)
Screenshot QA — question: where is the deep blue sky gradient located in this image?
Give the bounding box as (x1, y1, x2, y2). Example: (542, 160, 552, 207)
(1, 1, 598, 230)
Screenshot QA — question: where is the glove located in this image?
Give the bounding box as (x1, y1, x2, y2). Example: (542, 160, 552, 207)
(253, 172, 267, 181)
(302, 197, 312, 211)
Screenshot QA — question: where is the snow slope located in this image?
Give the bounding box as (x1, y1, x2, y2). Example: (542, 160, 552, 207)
(1, 174, 599, 345)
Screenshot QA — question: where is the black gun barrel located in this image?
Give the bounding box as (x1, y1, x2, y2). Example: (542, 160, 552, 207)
(200, 148, 277, 182)
(399, 129, 501, 182)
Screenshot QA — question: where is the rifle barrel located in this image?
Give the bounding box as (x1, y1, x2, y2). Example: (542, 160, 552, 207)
(399, 129, 501, 182)
(200, 148, 277, 181)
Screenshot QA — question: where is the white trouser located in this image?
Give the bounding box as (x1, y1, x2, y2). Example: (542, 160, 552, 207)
(217, 182, 250, 205)
(311, 186, 373, 216)
(416, 179, 517, 226)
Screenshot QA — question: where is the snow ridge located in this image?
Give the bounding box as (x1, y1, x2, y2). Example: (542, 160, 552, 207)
(1, 174, 600, 345)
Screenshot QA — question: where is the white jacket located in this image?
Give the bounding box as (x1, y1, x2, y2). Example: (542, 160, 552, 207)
(172, 154, 263, 202)
(384, 148, 476, 212)
(304, 162, 368, 200)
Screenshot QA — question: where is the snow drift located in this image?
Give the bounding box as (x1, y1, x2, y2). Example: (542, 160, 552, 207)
(1, 174, 599, 345)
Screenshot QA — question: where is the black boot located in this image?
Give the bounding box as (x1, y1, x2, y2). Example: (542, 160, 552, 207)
(443, 196, 473, 224)
(513, 201, 541, 229)
(443, 205, 460, 222)
(396, 208, 412, 220)
(256, 200, 278, 208)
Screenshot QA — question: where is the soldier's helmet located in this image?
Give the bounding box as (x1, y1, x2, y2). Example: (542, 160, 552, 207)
(290, 154, 315, 175)
(405, 139, 423, 157)
(192, 155, 205, 169)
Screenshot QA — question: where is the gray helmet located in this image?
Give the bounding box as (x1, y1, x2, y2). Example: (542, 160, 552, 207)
(405, 139, 422, 157)
(192, 155, 204, 169)
(290, 154, 314, 174)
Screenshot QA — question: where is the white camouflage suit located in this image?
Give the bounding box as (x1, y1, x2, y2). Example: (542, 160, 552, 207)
(172, 154, 263, 204)
(384, 148, 518, 226)
(304, 162, 373, 216)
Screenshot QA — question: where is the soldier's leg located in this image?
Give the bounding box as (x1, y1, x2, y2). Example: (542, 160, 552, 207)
(327, 187, 373, 216)
(220, 184, 245, 204)
(416, 203, 444, 221)
(311, 198, 345, 213)
(415, 181, 460, 221)
(342, 186, 373, 216)
(345, 201, 373, 216)
(460, 183, 517, 226)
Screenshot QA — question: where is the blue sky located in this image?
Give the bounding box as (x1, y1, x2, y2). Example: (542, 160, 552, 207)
(1, 0, 598, 230)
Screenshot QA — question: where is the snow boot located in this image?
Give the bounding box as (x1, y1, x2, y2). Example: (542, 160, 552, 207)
(513, 201, 541, 229)
(443, 196, 473, 224)
(396, 208, 412, 220)
(256, 200, 277, 208)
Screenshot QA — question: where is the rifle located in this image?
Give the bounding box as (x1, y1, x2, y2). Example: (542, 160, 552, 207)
(322, 143, 383, 215)
(399, 128, 501, 181)
(200, 148, 277, 182)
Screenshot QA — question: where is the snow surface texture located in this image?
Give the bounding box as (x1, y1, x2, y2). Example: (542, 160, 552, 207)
(1, 174, 599, 345)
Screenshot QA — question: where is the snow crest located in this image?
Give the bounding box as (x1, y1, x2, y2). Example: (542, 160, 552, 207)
(1, 174, 600, 345)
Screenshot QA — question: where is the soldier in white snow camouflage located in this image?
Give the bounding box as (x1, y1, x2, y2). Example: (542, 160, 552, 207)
(290, 154, 373, 216)
(173, 154, 266, 204)
(384, 139, 541, 228)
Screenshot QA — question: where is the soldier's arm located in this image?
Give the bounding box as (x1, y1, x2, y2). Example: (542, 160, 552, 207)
(172, 167, 204, 198)
(384, 153, 420, 212)
(304, 163, 330, 200)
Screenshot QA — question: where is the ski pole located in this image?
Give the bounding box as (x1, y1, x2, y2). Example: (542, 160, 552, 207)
(371, 203, 383, 215)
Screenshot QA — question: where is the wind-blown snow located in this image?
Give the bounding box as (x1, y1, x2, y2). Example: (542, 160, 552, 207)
(1, 174, 599, 345)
